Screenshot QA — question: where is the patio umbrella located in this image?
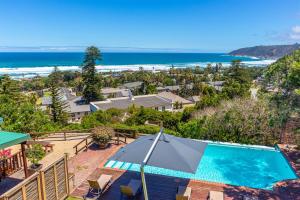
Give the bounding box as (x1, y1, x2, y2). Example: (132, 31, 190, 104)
(109, 129, 207, 200)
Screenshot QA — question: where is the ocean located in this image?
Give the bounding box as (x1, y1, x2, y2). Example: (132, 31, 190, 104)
(0, 52, 275, 78)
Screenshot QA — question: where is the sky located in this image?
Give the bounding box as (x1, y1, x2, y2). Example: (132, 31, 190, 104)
(0, 0, 299, 52)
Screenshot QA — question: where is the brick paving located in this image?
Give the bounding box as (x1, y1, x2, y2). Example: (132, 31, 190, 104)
(68, 143, 126, 187)
(71, 168, 282, 200)
(69, 143, 300, 200)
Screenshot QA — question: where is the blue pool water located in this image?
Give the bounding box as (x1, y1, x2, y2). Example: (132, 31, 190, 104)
(105, 143, 297, 190)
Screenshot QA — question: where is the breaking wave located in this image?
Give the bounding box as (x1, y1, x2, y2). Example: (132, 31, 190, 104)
(0, 59, 276, 79)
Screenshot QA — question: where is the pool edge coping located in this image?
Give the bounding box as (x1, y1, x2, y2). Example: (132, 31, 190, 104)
(275, 144, 300, 179)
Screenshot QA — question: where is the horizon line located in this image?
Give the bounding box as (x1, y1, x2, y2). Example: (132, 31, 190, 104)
(0, 46, 229, 53)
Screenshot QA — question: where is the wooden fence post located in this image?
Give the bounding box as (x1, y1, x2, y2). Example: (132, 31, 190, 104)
(21, 186, 27, 200)
(64, 154, 70, 195)
(40, 171, 47, 200)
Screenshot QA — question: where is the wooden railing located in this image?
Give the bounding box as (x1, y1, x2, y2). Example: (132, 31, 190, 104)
(0, 155, 69, 200)
(73, 132, 129, 155)
(30, 129, 91, 141)
(113, 132, 128, 144)
(0, 151, 23, 180)
(73, 135, 93, 155)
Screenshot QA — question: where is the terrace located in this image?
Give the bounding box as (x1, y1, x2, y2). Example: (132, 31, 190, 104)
(68, 136, 300, 200)
(1, 130, 299, 200)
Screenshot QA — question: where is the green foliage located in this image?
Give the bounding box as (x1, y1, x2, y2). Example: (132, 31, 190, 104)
(49, 67, 68, 124)
(81, 110, 110, 129)
(265, 49, 300, 128)
(181, 106, 195, 122)
(146, 84, 157, 94)
(266, 49, 300, 93)
(92, 126, 114, 145)
(227, 60, 251, 84)
(222, 80, 250, 99)
(0, 75, 21, 101)
(26, 144, 46, 165)
(82, 46, 102, 103)
(112, 123, 178, 136)
(196, 94, 221, 109)
(125, 107, 181, 131)
(81, 108, 124, 129)
(180, 98, 281, 146)
(0, 76, 57, 133)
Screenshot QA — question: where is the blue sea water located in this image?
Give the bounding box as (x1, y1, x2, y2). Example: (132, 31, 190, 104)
(105, 143, 297, 190)
(0, 52, 275, 78)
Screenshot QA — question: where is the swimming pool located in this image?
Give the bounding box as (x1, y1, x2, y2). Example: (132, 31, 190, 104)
(105, 142, 298, 190)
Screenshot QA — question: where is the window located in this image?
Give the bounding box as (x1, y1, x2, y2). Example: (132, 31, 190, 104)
(162, 106, 165, 111)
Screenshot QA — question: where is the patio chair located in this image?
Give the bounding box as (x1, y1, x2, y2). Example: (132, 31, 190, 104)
(176, 185, 192, 200)
(242, 195, 259, 200)
(208, 191, 224, 200)
(84, 174, 113, 199)
(120, 179, 142, 199)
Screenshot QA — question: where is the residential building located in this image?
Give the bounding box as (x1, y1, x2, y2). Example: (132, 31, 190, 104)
(90, 91, 193, 112)
(66, 96, 91, 122)
(101, 87, 130, 98)
(207, 81, 225, 91)
(157, 92, 193, 108)
(188, 96, 201, 103)
(41, 87, 90, 122)
(122, 81, 143, 91)
(90, 94, 172, 112)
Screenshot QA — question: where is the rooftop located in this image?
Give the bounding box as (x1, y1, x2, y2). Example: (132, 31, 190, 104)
(91, 95, 172, 111)
(122, 81, 143, 89)
(66, 96, 90, 113)
(158, 91, 192, 104)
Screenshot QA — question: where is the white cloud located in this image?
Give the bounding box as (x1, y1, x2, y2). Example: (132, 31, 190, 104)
(289, 25, 300, 40)
(292, 26, 300, 33)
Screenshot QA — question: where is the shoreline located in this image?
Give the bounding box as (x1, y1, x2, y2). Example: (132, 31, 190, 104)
(0, 59, 276, 79)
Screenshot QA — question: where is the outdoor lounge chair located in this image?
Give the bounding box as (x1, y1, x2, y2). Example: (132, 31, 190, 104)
(84, 174, 113, 199)
(208, 191, 224, 200)
(176, 186, 192, 200)
(242, 195, 259, 200)
(120, 179, 142, 199)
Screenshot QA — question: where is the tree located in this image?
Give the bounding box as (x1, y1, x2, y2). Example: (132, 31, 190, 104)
(82, 46, 102, 103)
(228, 60, 251, 84)
(49, 67, 68, 124)
(266, 49, 300, 95)
(146, 84, 157, 94)
(0, 75, 21, 101)
(204, 64, 213, 75)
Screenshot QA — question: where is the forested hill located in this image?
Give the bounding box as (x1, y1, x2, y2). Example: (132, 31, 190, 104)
(229, 43, 300, 59)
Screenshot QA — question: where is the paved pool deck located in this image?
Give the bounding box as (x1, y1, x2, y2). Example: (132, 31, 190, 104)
(69, 143, 300, 200)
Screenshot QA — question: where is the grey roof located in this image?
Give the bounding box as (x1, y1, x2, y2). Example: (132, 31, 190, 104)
(165, 85, 180, 91)
(158, 84, 193, 92)
(41, 87, 77, 106)
(101, 87, 129, 97)
(158, 92, 192, 104)
(208, 81, 225, 86)
(60, 87, 77, 101)
(109, 133, 208, 173)
(66, 96, 90, 113)
(123, 81, 143, 89)
(188, 96, 200, 103)
(42, 96, 52, 105)
(91, 95, 172, 111)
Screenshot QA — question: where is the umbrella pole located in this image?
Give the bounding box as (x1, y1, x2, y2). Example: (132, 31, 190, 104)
(140, 165, 149, 200)
(140, 128, 163, 200)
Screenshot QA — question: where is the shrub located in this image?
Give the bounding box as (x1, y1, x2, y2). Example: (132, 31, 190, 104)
(26, 144, 46, 166)
(92, 126, 114, 145)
